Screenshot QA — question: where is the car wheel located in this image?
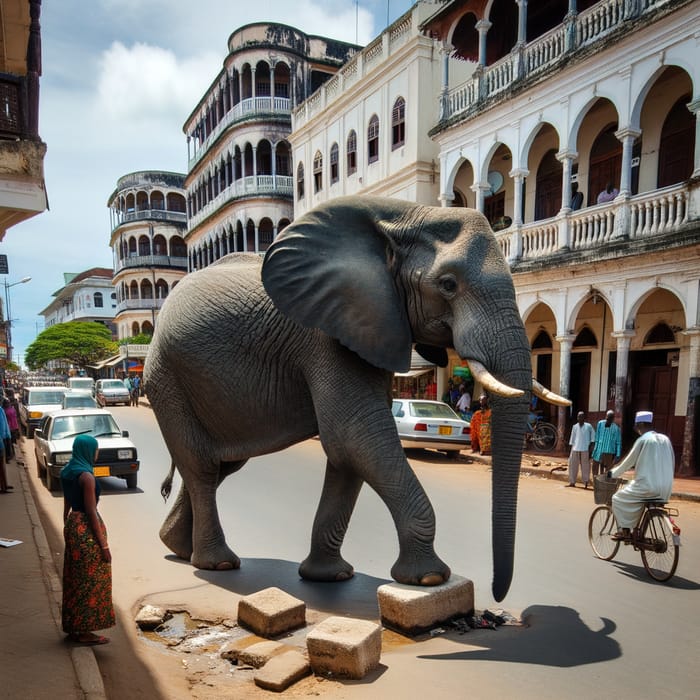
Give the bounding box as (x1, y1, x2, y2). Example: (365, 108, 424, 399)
(46, 468, 59, 492)
(125, 473, 138, 489)
(444, 450, 461, 460)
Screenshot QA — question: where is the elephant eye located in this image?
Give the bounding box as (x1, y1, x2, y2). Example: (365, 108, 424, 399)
(438, 275, 458, 297)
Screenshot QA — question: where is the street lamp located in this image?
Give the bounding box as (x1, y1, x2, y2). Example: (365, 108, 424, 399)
(4, 276, 32, 366)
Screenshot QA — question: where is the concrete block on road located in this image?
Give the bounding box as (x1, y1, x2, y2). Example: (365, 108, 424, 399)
(377, 574, 474, 635)
(306, 616, 381, 679)
(237, 587, 306, 638)
(254, 650, 311, 692)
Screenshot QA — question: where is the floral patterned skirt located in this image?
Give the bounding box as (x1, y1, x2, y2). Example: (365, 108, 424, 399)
(62, 511, 115, 635)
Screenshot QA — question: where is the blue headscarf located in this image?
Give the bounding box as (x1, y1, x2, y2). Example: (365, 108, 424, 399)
(60, 434, 99, 481)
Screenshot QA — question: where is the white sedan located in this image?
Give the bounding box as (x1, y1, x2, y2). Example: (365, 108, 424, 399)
(392, 398, 471, 458)
(33, 408, 140, 491)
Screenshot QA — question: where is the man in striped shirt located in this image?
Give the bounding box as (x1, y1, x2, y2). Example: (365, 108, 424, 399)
(591, 410, 622, 478)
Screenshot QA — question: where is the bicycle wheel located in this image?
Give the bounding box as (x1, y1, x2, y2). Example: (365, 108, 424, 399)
(588, 506, 620, 560)
(640, 509, 679, 582)
(532, 423, 557, 452)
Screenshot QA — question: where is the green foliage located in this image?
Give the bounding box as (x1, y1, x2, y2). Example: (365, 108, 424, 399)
(25, 322, 118, 371)
(118, 333, 152, 346)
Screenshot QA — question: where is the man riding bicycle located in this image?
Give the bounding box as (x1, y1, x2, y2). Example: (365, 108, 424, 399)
(607, 410, 675, 541)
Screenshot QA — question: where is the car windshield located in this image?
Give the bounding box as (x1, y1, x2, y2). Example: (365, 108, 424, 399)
(102, 381, 126, 389)
(51, 414, 121, 440)
(69, 379, 94, 390)
(29, 391, 65, 404)
(63, 395, 97, 408)
(408, 402, 460, 419)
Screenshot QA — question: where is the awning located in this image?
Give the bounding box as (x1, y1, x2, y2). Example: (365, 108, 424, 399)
(87, 353, 123, 370)
(395, 368, 434, 378)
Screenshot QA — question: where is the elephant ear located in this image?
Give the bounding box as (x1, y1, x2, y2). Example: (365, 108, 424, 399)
(262, 196, 415, 372)
(415, 344, 449, 368)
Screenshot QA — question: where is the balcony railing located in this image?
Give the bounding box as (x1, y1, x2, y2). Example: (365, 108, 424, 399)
(115, 298, 166, 314)
(112, 209, 187, 232)
(188, 96, 291, 168)
(442, 0, 672, 122)
(496, 183, 692, 265)
(188, 174, 293, 229)
(116, 254, 188, 272)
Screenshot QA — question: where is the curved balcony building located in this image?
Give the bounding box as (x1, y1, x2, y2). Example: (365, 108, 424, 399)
(107, 171, 187, 340)
(183, 22, 359, 270)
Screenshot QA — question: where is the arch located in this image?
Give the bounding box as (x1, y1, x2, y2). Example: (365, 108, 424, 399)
(256, 60, 271, 96)
(448, 12, 478, 62)
(531, 329, 553, 349)
(273, 61, 290, 99)
(485, 0, 517, 65)
(276, 140, 291, 176)
(257, 138, 272, 175)
(152, 234, 167, 256)
(391, 96, 406, 150)
(155, 278, 169, 299)
(142, 321, 154, 336)
(241, 63, 253, 100)
(330, 142, 339, 184)
(151, 190, 165, 210)
(138, 235, 151, 256)
(313, 150, 323, 193)
(573, 326, 597, 348)
(368, 114, 380, 164)
(245, 219, 255, 252)
(658, 94, 695, 188)
(93, 292, 104, 309)
(587, 122, 621, 207)
(347, 130, 357, 175)
(136, 191, 148, 211)
(141, 279, 153, 299)
(534, 148, 562, 220)
(278, 217, 290, 233)
(296, 161, 305, 199)
(170, 235, 186, 257)
(128, 237, 137, 256)
(645, 322, 676, 345)
(131, 321, 140, 336)
(259, 217, 274, 250)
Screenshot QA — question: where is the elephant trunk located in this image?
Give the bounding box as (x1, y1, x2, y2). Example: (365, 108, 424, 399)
(460, 316, 530, 602)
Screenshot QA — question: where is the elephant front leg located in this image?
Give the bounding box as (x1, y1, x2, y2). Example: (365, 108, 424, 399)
(299, 461, 363, 582)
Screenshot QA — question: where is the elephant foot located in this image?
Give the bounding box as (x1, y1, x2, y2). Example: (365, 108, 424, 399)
(159, 520, 193, 561)
(191, 543, 241, 571)
(390, 553, 451, 587)
(299, 554, 354, 582)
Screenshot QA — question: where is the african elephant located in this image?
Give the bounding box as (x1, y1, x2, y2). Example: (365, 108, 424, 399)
(144, 196, 567, 602)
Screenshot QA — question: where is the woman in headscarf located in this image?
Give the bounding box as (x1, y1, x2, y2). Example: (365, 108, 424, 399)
(60, 434, 115, 645)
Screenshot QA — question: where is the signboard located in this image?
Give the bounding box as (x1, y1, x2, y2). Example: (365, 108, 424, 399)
(0, 255, 8, 275)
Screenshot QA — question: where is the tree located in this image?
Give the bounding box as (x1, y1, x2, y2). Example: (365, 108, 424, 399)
(25, 322, 118, 371)
(118, 333, 152, 345)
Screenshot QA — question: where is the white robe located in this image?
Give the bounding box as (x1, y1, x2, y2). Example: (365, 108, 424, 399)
(609, 431, 675, 529)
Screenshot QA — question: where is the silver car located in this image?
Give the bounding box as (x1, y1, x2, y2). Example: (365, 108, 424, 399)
(34, 408, 139, 491)
(392, 399, 471, 457)
(95, 378, 131, 407)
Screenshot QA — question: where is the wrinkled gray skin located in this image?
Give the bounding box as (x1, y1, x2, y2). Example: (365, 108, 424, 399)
(144, 195, 531, 601)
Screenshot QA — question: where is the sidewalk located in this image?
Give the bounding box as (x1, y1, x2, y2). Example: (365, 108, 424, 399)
(0, 443, 105, 700)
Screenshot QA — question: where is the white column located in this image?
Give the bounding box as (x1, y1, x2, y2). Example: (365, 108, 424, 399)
(251, 68, 256, 100)
(557, 150, 577, 211)
(269, 63, 275, 98)
(611, 331, 634, 420)
(555, 333, 575, 451)
(516, 0, 528, 45)
(509, 167, 528, 226)
(476, 20, 492, 66)
(254, 225, 260, 253)
(688, 99, 700, 178)
(439, 42, 450, 120)
(615, 127, 641, 197)
(470, 182, 492, 213)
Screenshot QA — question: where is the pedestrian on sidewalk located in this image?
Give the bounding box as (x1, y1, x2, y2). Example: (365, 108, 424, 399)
(470, 394, 492, 455)
(60, 434, 115, 645)
(0, 404, 12, 492)
(3, 397, 19, 460)
(591, 410, 621, 478)
(568, 411, 595, 488)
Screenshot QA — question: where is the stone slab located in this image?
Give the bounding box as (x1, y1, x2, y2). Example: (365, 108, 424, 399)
(237, 587, 306, 638)
(254, 650, 311, 692)
(238, 640, 289, 668)
(377, 574, 474, 635)
(306, 616, 381, 680)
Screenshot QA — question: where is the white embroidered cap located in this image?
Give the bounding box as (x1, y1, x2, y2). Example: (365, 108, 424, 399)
(634, 410, 653, 424)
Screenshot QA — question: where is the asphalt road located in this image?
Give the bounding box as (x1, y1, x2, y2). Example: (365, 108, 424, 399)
(30, 405, 700, 699)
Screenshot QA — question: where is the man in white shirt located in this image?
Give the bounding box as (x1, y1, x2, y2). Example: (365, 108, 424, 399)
(609, 410, 675, 541)
(568, 411, 595, 488)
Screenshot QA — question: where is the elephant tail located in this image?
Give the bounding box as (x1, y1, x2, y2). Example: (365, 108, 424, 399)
(160, 461, 176, 502)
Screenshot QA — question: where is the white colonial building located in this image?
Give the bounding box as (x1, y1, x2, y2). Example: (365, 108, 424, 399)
(289, 0, 700, 473)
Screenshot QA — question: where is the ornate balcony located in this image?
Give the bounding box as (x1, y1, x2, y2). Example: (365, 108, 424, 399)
(116, 255, 188, 272)
(115, 298, 166, 314)
(111, 208, 187, 233)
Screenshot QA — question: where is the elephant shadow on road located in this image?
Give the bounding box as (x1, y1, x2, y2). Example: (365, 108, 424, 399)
(191, 557, 391, 619)
(419, 605, 621, 667)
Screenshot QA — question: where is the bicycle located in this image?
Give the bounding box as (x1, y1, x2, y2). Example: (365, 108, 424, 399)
(588, 474, 681, 582)
(524, 415, 558, 453)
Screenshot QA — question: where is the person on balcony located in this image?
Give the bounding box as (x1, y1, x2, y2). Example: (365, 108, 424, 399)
(571, 182, 584, 210)
(596, 182, 619, 204)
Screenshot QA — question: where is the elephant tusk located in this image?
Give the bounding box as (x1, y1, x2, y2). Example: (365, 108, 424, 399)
(466, 359, 525, 398)
(532, 379, 572, 406)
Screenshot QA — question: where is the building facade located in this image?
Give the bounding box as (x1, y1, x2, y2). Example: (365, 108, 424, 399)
(182, 23, 360, 269)
(288, 0, 700, 473)
(107, 171, 188, 341)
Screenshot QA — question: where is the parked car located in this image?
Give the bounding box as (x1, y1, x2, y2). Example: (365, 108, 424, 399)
(34, 408, 139, 491)
(95, 378, 131, 407)
(391, 398, 470, 457)
(62, 391, 98, 409)
(66, 377, 95, 394)
(19, 386, 67, 438)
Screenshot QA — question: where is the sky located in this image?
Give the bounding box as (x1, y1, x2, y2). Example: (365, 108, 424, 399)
(3, 0, 417, 366)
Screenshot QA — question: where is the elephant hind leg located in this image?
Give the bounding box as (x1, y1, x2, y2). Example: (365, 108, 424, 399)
(160, 481, 195, 561)
(299, 461, 362, 582)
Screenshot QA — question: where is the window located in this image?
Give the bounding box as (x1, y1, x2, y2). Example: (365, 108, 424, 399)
(93, 292, 103, 308)
(368, 115, 379, 163)
(347, 130, 357, 175)
(391, 97, 405, 149)
(330, 143, 339, 184)
(297, 162, 305, 199)
(313, 150, 323, 193)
